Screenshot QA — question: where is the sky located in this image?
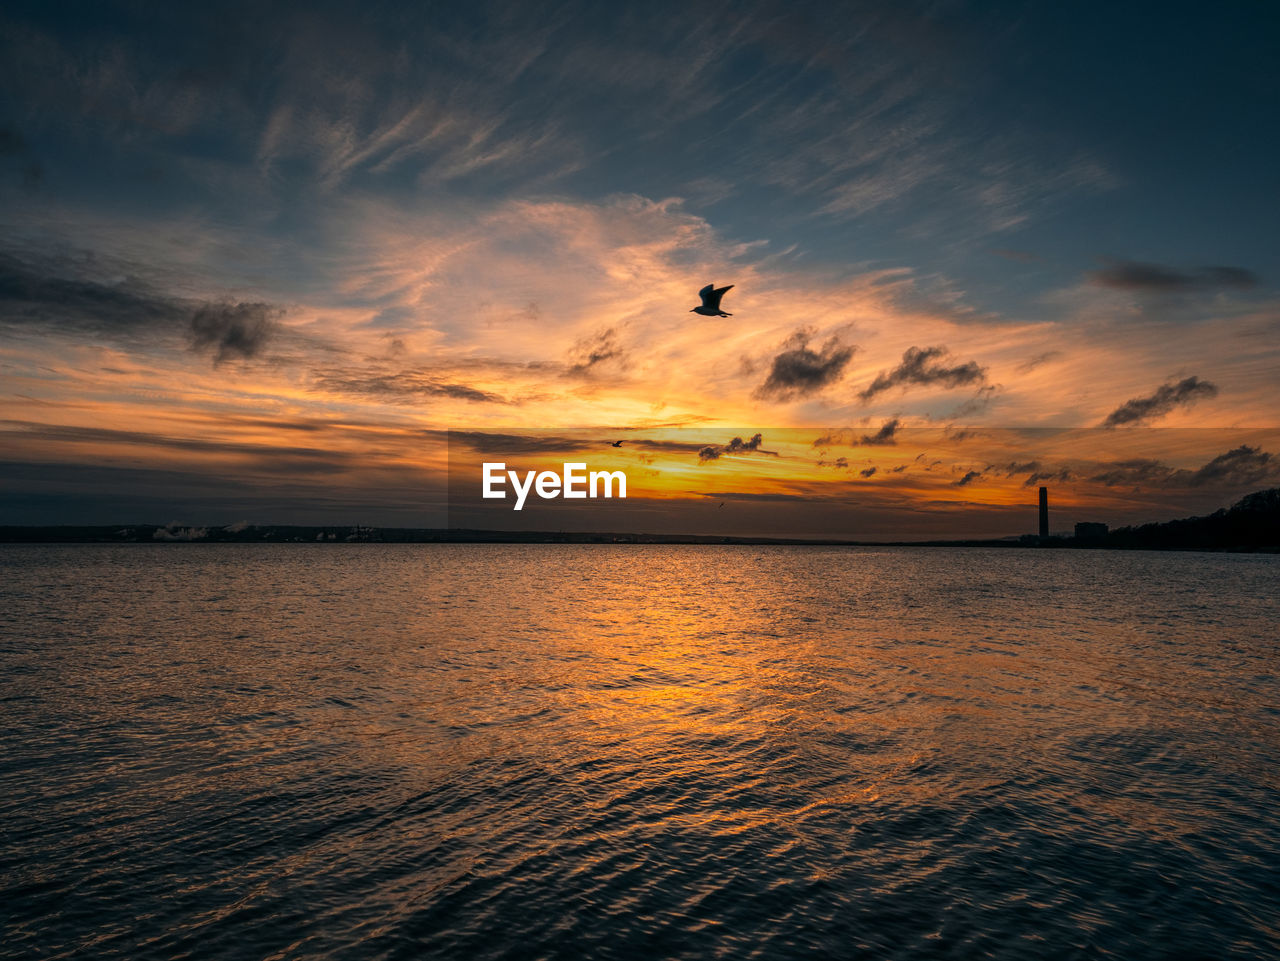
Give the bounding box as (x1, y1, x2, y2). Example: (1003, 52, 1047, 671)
(2, 0, 1278, 533)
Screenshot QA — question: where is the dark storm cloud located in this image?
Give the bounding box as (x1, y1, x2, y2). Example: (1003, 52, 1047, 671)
(698, 433, 778, 463)
(1101, 376, 1218, 428)
(566, 328, 626, 377)
(1088, 260, 1259, 292)
(755, 329, 855, 400)
(313, 369, 507, 404)
(0, 252, 185, 333)
(1090, 446, 1274, 489)
(190, 302, 281, 365)
(0, 252, 282, 363)
(857, 346, 986, 403)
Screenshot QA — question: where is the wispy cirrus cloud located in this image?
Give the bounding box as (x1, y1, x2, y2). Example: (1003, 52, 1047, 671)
(566, 327, 627, 378)
(1016, 350, 1060, 374)
(310, 367, 509, 404)
(5, 188, 1274, 437)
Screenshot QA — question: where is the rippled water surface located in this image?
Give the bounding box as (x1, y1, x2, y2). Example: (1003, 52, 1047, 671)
(2, 544, 1279, 959)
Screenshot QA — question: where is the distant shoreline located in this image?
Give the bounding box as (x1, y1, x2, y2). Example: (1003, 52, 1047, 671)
(4, 487, 1278, 552)
(1, 524, 1276, 553)
(0, 525, 1011, 547)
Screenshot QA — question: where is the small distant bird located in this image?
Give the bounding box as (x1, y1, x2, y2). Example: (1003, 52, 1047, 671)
(691, 283, 734, 317)
(611, 440, 623, 447)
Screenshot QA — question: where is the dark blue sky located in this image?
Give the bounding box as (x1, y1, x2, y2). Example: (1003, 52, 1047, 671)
(6, 0, 1276, 308)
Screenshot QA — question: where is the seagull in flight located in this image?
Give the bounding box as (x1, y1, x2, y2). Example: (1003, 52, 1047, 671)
(691, 283, 733, 317)
(611, 440, 623, 447)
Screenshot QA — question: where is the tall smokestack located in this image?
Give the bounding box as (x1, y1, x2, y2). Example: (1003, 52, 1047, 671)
(1039, 486, 1049, 538)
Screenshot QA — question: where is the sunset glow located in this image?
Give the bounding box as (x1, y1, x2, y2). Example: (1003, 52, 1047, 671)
(2, 3, 1277, 531)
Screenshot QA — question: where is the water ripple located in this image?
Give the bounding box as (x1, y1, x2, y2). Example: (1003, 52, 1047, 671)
(2, 544, 1278, 959)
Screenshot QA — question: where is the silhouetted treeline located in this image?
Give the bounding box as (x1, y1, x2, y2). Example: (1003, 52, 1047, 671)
(1094, 487, 1280, 552)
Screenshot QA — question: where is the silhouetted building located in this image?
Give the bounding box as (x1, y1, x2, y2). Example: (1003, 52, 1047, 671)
(1075, 522, 1108, 541)
(1039, 487, 1049, 538)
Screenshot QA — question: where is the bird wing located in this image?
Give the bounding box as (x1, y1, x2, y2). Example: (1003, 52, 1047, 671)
(712, 285, 734, 305)
(698, 283, 715, 306)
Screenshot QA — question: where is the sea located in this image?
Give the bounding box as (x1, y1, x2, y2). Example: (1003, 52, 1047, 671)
(2, 544, 1278, 960)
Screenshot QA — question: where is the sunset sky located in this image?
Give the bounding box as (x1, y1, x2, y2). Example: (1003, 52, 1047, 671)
(2, 1, 1278, 532)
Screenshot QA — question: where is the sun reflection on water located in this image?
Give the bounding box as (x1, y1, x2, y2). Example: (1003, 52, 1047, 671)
(2, 544, 1278, 959)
